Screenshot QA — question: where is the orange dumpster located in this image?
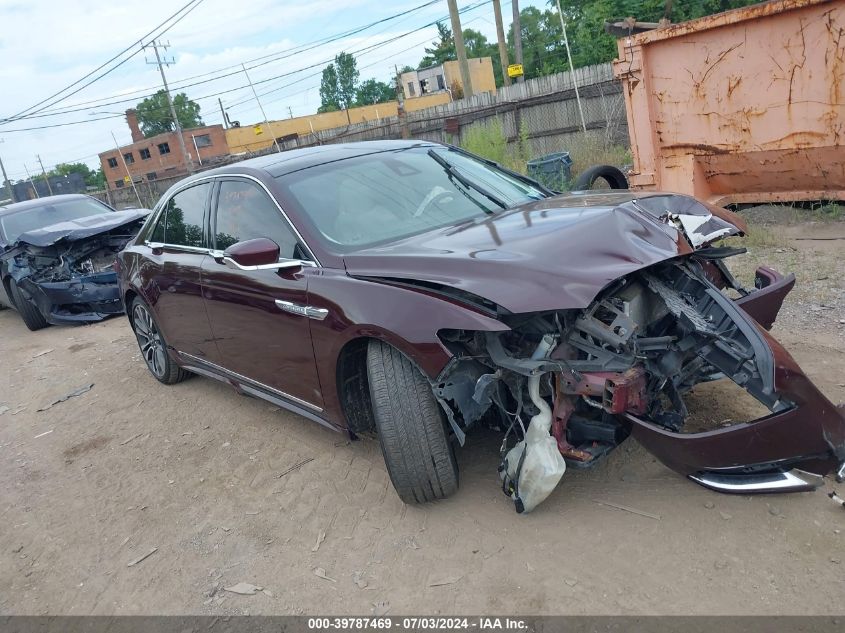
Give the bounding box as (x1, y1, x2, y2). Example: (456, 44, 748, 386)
(613, 0, 844, 206)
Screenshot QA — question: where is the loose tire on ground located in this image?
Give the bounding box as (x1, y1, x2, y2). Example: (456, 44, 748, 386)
(573, 164, 629, 191)
(130, 296, 191, 385)
(366, 340, 459, 504)
(8, 278, 49, 331)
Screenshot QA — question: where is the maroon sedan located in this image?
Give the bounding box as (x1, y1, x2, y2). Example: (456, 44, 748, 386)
(116, 140, 844, 513)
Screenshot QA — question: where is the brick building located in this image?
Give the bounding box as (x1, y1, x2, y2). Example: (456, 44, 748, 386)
(98, 110, 229, 191)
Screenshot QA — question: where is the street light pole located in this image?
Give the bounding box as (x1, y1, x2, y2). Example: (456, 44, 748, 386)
(36, 154, 54, 196)
(112, 132, 143, 207)
(556, 0, 587, 133)
(23, 164, 39, 198)
(242, 64, 282, 153)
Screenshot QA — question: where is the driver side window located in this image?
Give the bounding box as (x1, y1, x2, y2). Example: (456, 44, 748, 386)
(214, 179, 302, 260)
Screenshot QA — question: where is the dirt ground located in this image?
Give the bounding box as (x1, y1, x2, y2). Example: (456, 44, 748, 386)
(1, 215, 844, 616)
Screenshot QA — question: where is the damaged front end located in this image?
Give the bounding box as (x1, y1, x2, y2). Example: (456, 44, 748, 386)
(2, 213, 148, 325)
(435, 256, 845, 512)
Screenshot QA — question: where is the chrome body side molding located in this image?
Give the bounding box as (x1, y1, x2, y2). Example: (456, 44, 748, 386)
(178, 351, 324, 412)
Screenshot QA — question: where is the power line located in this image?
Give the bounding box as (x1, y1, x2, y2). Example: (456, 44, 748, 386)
(224, 1, 491, 110)
(10, 0, 443, 122)
(243, 11, 487, 116)
(0, 1, 492, 134)
(0, 114, 124, 134)
(0, 0, 207, 124)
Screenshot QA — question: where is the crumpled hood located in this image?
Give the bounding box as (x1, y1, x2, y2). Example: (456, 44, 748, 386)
(343, 192, 742, 314)
(14, 209, 151, 247)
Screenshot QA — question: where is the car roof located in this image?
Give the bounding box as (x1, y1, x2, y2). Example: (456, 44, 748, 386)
(176, 140, 441, 185)
(0, 193, 98, 217)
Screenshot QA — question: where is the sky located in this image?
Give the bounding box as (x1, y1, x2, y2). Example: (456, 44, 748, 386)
(0, 0, 548, 183)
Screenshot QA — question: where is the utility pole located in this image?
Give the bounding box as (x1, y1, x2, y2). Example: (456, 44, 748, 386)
(556, 0, 587, 133)
(36, 154, 54, 196)
(288, 106, 294, 119)
(512, 0, 525, 83)
(0, 140, 14, 203)
(111, 132, 143, 207)
(492, 0, 511, 87)
(446, 0, 473, 99)
(218, 98, 229, 129)
(145, 40, 194, 174)
(242, 64, 282, 153)
(23, 164, 39, 198)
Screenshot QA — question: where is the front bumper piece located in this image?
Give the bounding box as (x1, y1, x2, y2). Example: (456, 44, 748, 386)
(688, 469, 824, 494)
(21, 271, 122, 325)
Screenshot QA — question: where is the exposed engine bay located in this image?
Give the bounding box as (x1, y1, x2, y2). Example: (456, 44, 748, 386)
(433, 254, 841, 512)
(17, 233, 130, 283)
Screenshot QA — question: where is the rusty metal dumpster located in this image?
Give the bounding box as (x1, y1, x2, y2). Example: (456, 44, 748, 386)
(612, 0, 844, 206)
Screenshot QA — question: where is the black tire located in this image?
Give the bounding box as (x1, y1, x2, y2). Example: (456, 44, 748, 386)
(573, 164, 629, 191)
(8, 278, 49, 331)
(130, 296, 191, 385)
(366, 340, 459, 504)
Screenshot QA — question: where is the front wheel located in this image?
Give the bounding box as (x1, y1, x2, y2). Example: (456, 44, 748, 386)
(366, 340, 459, 504)
(8, 278, 49, 331)
(130, 297, 190, 385)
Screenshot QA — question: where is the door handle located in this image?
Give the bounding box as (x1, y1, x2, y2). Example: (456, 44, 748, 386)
(275, 300, 329, 321)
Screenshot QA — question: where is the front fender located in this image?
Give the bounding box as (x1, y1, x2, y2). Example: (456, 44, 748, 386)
(306, 269, 508, 427)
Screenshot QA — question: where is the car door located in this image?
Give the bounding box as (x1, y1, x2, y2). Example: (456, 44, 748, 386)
(144, 181, 218, 361)
(201, 176, 324, 411)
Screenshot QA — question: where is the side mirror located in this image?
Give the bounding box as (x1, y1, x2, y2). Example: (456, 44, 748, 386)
(223, 238, 280, 267)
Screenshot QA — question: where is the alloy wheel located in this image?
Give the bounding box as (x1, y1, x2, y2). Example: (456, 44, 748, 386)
(133, 303, 167, 378)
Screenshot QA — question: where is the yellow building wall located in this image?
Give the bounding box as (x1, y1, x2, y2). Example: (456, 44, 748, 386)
(226, 102, 399, 153)
(403, 92, 451, 112)
(443, 58, 496, 94)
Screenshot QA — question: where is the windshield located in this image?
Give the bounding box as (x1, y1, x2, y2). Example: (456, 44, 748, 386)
(1, 198, 113, 243)
(277, 146, 547, 251)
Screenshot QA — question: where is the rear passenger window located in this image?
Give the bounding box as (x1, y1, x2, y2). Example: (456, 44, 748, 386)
(159, 183, 210, 248)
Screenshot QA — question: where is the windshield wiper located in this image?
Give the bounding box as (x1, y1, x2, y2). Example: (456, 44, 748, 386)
(427, 149, 508, 212)
(445, 144, 556, 198)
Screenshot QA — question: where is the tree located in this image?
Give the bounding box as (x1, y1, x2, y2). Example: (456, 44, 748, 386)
(335, 52, 360, 111)
(47, 162, 105, 189)
(318, 63, 340, 112)
(355, 79, 395, 106)
(319, 52, 360, 112)
(551, 1, 763, 69)
(419, 21, 455, 67)
(135, 90, 202, 137)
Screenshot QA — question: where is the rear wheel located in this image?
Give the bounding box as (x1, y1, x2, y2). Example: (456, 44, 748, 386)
(366, 340, 459, 503)
(8, 279, 49, 331)
(130, 297, 190, 385)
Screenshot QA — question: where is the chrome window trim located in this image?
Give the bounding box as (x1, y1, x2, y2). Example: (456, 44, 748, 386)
(144, 173, 321, 267)
(179, 352, 323, 412)
(212, 173, 320, 266)
(143, 178, 213, 251)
